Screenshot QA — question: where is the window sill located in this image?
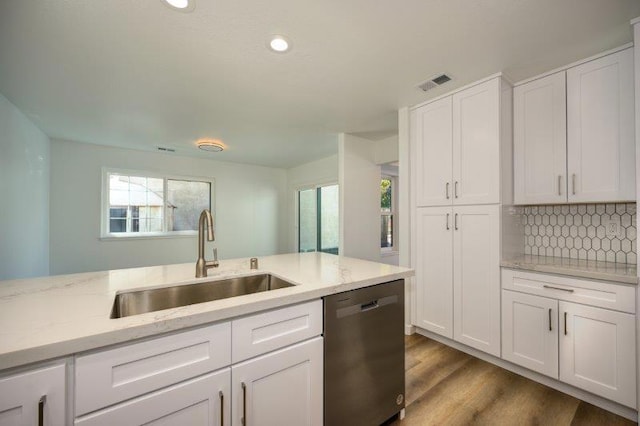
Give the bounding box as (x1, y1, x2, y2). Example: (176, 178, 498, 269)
(100, 231, 198, 241)
(380, 250, 399, 257)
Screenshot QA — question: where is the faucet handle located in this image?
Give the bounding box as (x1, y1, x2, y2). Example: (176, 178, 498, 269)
(250, 258, 258, 270)
(212, 248, 219, 267)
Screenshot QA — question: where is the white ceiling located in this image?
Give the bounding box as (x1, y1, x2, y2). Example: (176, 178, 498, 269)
(1, 0, 639, 168)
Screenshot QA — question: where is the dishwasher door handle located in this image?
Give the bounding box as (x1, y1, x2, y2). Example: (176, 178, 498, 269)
(360, 300, 379, 312)
(336, 295, 398, 318)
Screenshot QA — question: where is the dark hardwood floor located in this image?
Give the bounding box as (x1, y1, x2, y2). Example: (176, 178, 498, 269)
(389, 334, 636, 426)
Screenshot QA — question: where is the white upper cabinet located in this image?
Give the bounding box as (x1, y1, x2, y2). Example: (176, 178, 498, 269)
(514, 47, 635, 204)
(514, 72, 567, 204)
(567, 48, 635, 203)
(412, 77, 504, 207)
(413, 97, 453, 207)
(452, 78, 501, 205)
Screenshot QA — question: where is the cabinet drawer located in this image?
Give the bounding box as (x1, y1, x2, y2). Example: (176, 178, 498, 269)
(232, 300, 322, 363)
(75, 368, 230, 426)
(75, 321, 231, 416)
(501, 269, 635, 313)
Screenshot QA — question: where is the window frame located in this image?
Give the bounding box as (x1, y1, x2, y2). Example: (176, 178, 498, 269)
(380, 174, 397, 254)
(100, 167, 215, 240)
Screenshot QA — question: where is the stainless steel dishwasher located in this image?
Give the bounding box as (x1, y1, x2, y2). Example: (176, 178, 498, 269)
(324, 279, 405, 426)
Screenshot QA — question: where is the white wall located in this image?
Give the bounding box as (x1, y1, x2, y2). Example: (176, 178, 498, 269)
(0, 94, 50, 280)
(285, 154, 338, 252)
(50, 139, 288, 275)
(374, 135, 399, 165)
(338, 134, 380, 261)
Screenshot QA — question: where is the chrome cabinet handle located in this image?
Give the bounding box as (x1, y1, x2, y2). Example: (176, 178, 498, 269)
(219, 391, 224, 426)
(446, 182, 450, 199)
(543, 285, 574, 293)
(558, 176, 562, 196)
(38, 395, 46, 426)
(454, 213, 458, 231)
(454, 181, 459, 198)
(548, 308, 552, 331)
(241, 382, 247, 426)
(572, 174, 576, 195)
(446, 213, 450, 230)
(564, 312, 568, 335)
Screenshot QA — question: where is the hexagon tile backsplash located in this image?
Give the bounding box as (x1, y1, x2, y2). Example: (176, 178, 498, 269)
(522, 203, 636, 264)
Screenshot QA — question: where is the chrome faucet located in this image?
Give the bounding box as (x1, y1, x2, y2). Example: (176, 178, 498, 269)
(196, 209, 219, 278)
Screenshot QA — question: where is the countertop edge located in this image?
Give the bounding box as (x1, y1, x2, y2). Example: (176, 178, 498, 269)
(500, 261, 638, 285)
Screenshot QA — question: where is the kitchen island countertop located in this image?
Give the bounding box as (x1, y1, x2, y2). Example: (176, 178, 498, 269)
(0, 252, 413, 371)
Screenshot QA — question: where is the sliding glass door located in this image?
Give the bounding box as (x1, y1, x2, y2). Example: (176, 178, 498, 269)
(298, 184, 339, 254)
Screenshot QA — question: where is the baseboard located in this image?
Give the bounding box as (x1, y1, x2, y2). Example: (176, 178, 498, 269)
(414, 327, 638, 422)
(405, 324, 415, 335)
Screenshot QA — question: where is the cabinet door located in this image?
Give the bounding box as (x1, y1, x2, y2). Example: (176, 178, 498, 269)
(0, 363, 65, 426)
(414, 207, 453, 338)
(412, 97, 453, 207)
(501, 290, 558, 378)
(514, 72, 567, 204)
(75, 369, 231, 426)
(567, 48, 635, 202)
(453, 205, 500, 356)
(559, 301, 636, 408)
(232, 337, 322, 426)
(452, 78, 501, 205)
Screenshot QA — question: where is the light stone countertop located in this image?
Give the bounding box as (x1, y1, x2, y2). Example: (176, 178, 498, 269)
(0, 252, 413, 371)
(501, 255, 638, 285)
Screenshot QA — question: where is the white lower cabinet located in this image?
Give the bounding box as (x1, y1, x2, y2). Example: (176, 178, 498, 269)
(414, 205, 500, 356)
(75, 369, 231, 426)
(502, 291, 558, 378)
(73, 301, 324, 425)
(559, 301, 636, 408)
(0, 363, 66, 426)
(501, 270, 637, 408)
(232, 337, 323, 426)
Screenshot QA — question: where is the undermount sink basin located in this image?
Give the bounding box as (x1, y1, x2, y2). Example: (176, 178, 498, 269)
(111, 274, 296, 318)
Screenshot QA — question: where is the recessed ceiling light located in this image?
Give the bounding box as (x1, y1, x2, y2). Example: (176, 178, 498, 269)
(269, 35, 291, 53)
(162, 0, 195, 12)
(196, 139, 225, 152)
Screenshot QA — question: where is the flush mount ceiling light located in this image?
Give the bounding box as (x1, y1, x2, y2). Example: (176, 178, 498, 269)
(268, 35, 291, 53)
(196, 139, 225, 152)
(162, 0, 195, 12)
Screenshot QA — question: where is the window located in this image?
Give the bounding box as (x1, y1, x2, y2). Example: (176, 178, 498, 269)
(381, 176, 396, 250)
(298, 184, 339, 254)
(102, 169, 213, 238)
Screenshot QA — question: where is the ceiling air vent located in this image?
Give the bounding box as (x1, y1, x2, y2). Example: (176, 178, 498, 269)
(417, 73, 452, 92)
(157, 146, 176, 153)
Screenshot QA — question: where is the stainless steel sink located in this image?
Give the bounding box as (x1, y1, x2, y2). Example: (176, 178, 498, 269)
(111, 274, 296, 318)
